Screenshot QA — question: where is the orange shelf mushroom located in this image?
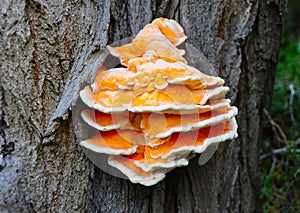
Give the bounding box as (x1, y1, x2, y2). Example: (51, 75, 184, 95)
(79, 17, 238, 186)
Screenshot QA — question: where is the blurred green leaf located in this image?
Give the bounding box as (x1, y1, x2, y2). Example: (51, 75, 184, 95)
(260, 1, 300, 212)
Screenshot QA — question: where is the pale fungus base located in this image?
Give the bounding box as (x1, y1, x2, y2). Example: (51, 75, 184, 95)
(78, 17, 238, 186)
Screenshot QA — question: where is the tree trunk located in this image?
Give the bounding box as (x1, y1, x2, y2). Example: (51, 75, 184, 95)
(0, 0, 285, 212)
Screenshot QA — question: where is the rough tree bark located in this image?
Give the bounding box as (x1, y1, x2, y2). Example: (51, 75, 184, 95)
(0, 0, 285, 212)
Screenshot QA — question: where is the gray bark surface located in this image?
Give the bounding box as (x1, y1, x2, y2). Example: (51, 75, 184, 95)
(0, 0, 285, 212)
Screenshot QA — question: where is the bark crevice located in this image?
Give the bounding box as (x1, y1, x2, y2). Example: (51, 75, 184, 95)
(0, 86, 9, 172)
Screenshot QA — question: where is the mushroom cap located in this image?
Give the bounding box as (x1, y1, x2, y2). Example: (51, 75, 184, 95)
(129, 85, 230, 112)
(160, 99, 231, 114)
(80, 86, 133, 113)
(80, 130, 142, 155)
(147, 118, 238, 159)
(93, 59, 224, 94)
(81, 109, 142, 131)
(95, 68, 135, 91)
(81, 83, 230, 114)
(108, 154, 166, 186)
(141, 106, 238, 139)
(152, 17, 187, 46)
(107, 19, 187, 65)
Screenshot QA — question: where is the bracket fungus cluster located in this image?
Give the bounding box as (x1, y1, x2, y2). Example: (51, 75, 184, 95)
(79, 18, 238, 186)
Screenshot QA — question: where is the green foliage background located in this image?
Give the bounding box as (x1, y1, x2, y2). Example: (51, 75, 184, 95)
(260, 0, 300, 212)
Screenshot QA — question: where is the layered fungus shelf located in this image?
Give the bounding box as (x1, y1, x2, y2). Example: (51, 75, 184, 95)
(79, 18, 238, 186)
